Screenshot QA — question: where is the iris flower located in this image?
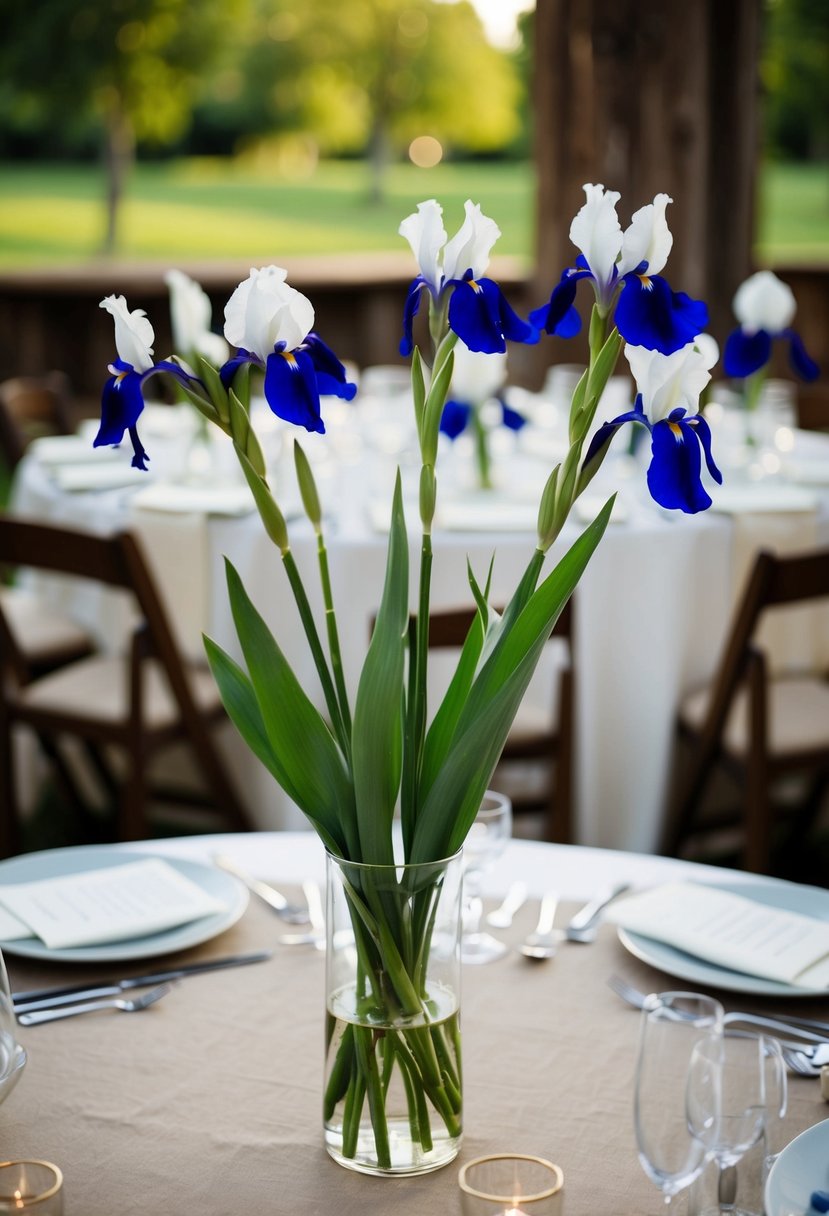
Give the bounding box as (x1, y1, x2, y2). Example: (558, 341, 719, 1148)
(583, 339, 722, 513)
(530, 185, 708, 356)
(94, 295, 197, 470)
(398, 199, 537, 356)
(165, 269, 229, 369)
(723, 270, 819, 381)
(221, 267, 355, 435)
(438, 342, 524, 437)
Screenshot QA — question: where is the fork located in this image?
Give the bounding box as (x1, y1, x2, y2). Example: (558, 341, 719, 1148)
(17, 984, 172, 1026)
(781, 1046, 823, 1077)
(608, 975, 829, 1056)
(486, 881, 528, 929)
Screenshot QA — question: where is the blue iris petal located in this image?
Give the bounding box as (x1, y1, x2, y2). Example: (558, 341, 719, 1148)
(583, 403, 648, 468)
(448, 277, 536, 354)
(785, 329, 820, 382)
(440, 398, 472, 439)
(263, 348, 325, 434)
(302, 333, 357, 400)
(220, 349, 260, 389)
(686, 412, 722, 485)
(722, 328, 772, 378)
(615, 274, 708, 355)
(500, 400, 526, 431)
(400, 277, 428, 357)
(647, 413, 712, 514)
(94, 362, 149, 469)
(529, 268, 592, 337)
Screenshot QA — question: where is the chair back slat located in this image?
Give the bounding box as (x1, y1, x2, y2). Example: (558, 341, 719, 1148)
(0, 519, 132, 589)
(765, 549, 829, 607)
(0, 374, 73, 470)
(427, 598, 573, 648)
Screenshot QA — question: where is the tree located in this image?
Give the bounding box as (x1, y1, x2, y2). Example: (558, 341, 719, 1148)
(0, 0, 241, 251)
(762, 0, 829, 160)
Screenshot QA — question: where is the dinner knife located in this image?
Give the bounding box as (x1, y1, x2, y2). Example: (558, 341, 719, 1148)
(212, 855, 310, 924)
(12, 949, 272, 1013)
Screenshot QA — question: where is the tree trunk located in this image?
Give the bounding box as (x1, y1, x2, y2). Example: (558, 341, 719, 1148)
(101, 100, 135, 256)
(367, 116, 391, 206)
(531, 0, 762, 381)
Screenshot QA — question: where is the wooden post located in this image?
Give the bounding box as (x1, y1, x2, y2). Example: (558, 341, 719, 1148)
(532, 0, 761, 376)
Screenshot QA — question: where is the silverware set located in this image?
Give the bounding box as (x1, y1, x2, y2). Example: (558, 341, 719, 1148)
(515, 882, 631, 960)
(608, 973, 829, 1077)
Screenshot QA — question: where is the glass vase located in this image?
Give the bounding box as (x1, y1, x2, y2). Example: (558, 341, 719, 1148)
(323, 849, 463, 1176)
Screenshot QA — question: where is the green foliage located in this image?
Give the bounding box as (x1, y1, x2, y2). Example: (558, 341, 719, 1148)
(763, 0, 829, 160)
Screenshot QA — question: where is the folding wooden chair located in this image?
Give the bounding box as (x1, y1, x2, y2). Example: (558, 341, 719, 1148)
(0, 373, 74, 472)
(0, 518, 253, 857)
(664, 547, 829, 874)
(426, 599, 575, 843)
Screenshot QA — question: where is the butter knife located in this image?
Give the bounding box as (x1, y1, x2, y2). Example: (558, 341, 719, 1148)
(12, 949, 272, 1014)
(212, 855, 310, 924)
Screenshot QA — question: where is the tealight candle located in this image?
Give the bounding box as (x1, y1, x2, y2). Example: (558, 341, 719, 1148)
(0, 1162, 63, 1214)
(458, 1154, 563, 1216)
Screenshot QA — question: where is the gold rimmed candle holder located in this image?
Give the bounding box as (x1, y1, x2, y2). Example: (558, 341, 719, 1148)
(458, 1153, 563, 1215)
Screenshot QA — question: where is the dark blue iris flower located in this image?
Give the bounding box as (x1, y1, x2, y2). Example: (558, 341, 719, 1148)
(723, 325, 819, 382)
(530, 256, 708, 357)
(583, 396, 722, 514)
(221, 333, 356, 435)
(400, 271, 538, 358)
(440, 396, 526, 440)
(94, 357, 197, 470)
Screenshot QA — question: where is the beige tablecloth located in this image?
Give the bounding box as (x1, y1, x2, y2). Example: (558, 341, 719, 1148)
(4, 893, 827, 1215)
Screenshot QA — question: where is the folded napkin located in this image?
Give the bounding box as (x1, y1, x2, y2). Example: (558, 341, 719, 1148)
(130, 483, 254, 517)
(709, 483, 818, 514)
(608, 882, 829, 989)
(29, 436, 123, 466)
(54, 463, 147, 493)
(0, 858, 224, 950)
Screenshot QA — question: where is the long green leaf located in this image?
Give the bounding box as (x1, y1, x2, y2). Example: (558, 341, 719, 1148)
(411, 500, 614, 861)
(224, 558, 358, 857)
(351, 474, 409, 864)
(203, 635, 346, 855)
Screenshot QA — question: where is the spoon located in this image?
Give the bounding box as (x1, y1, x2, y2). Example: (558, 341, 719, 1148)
(564, 882, 631, 943)
(486, 881, 528, 929)
(518, 893, 559, 961)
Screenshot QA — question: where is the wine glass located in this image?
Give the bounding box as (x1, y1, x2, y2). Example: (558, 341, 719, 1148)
(0, 947, 26, 1105)
(634, 992, 724, 1209)
(686, 1030, 783, 1216)
(460, 790, 512, 964)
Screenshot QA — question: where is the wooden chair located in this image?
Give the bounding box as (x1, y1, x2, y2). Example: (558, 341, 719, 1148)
(0, 373, 74, 471)
(0, 518, 253, 857)
(664, 547, 829, 874)
(426, 599, 575, 842)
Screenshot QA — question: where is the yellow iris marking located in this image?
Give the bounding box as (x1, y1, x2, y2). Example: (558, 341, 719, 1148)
(668, 421, 684, 440)
(468, 279, 483, 294)
(281, 351, 298, 369)
(637, 274, 654, 292)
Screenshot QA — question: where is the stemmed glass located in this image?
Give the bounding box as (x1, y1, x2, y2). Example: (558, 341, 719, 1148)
(0, 947, 26, 1105)
(686, 1030, 785, 1216)
(634, 992, 724, 1209)
(460, 790, 512, 964)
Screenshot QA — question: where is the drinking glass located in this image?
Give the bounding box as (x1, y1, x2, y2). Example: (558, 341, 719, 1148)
(461, 790, 512, 964)
(634, 992, 724, 1209)
(686, 1030, 784, 1216)
(0, 948, 25, 1106)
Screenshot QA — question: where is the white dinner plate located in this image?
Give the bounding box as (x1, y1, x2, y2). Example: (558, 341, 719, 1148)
(765, 1119, 829, 1216)
(617, 878, 829, 997)
(0, 845, 248, 963)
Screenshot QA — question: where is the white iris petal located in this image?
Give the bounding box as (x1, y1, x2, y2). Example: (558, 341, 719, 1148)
(100, 295, 155, 373)
(569, 184, 622, 294)
(442, 200, 501, 283)
(624, 341, 715, 423)
(166, 269, 229, 366)
(618, 193, 674, 278)
(399, 199, 447, 294)
(450, 341, 507, 403)
(733, 270, 796, 335)
(224, 267, 314, 361)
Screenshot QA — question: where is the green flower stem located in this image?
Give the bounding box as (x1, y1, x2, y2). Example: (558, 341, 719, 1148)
(324, 1021, 355, 1120)
(280, 548, 349, 755)
(354, 1027, 391, 1169)
(341, 1067, 366, 1159)
(395, 1040, 428, 1150)
(315, 531, 352, 747)
(402, 534, 433, 853)
(472, 407, 493, 489)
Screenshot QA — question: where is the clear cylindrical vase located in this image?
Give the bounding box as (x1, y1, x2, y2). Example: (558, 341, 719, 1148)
(323, 849, 463, 1176)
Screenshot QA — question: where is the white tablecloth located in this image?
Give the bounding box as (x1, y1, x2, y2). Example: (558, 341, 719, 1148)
(10, 413, 829, 853)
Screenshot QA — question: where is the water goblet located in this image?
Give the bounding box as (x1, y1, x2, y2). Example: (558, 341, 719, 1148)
(461, 790, 512, 964)
(634, 991, 724, 1209)
(686, 1030, 783, 1216)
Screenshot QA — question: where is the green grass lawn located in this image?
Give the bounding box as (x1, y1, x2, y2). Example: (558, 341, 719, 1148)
(0, 156, 826, 267)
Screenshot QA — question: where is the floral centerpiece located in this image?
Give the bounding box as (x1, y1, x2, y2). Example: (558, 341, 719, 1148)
(94, 185, 720, 1176)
